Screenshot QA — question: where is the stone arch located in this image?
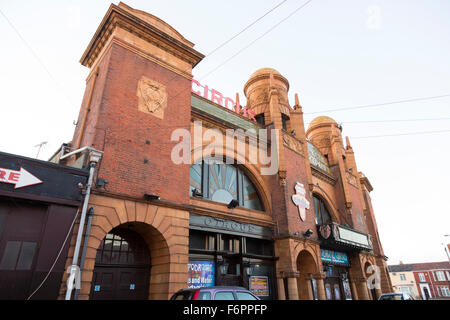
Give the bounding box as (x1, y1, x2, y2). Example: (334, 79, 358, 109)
(296, 248, 320, 300)
(190, 146, 272, 214)
(62, 194, 189, 300)
(310, 186, 341, 224)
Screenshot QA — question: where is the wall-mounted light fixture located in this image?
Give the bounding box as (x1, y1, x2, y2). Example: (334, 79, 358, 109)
(303, 229, 314, 237)
(144, 193, 160, 201)
(192, 188, 203, 197)
(219, 262, 229, 275)
(227, 199, 239, 209)
(244, 262, 254, 276)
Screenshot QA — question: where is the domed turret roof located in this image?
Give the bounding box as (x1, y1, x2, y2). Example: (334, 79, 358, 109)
(308, 116, 337, 129)
(249, 68, 282, 78)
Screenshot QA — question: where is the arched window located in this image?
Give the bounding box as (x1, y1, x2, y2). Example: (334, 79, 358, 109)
(190, 161, 264, 211)
(313, 195, 332, 225)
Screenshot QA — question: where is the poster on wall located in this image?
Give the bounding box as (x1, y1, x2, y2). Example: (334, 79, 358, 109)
(188, 261, 215, 288)
(311, 279, 318, 300)
(342, 279, 353, 300)
(249, 276, 269, 297)
(325, 284, 332, 300)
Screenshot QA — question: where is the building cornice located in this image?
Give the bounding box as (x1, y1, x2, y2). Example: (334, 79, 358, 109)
(80, 3, 204, 69)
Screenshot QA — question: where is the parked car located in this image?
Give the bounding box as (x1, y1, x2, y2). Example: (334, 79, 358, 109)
(378, 292, 415, 300)
(170, 286, 261, 300)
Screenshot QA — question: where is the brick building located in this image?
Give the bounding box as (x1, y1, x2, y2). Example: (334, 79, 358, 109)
(53, 2, 392, 300)
(389, 262, 450, 300)
(0, 151, 88, 299)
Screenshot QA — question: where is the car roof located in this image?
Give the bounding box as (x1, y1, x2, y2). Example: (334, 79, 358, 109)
(176, 286, 248, 292)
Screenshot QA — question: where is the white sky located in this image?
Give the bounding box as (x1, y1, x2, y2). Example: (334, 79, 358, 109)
(0, 0, 449, 265)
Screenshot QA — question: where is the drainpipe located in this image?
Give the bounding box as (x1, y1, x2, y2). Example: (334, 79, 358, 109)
(65, 149, 102, 300)
(73, 207, 94, 300)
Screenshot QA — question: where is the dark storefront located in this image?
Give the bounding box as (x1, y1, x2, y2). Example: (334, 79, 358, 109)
(317, 222, 373, 300)
(188, 213, 276, 300)
(0, 151, 88, 299)
(320, 249, 352, 300)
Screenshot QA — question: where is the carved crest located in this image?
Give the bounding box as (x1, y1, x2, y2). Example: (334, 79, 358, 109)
(319, 225, 331, 239)
(137, 76, 167, 119)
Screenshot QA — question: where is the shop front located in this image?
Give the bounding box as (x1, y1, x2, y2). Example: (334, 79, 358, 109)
(0, 151, 88, 299)
(188, 213, 276, 300)
(317, 222, 374, 300)
(320, 249, 353, 300)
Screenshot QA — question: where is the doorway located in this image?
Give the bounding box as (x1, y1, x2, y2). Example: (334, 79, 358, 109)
(90, 227, 151, 300)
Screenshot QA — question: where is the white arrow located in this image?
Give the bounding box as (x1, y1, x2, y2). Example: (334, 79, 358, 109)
(0, 167, 43, 189)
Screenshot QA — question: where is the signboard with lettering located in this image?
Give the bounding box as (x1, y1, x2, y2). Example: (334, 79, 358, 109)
(189, 213, 273, 240)
(335, 225, 372, 249)
(191, 79, 256, 122)
(249, 276, 269, 297)
(307, 142, 331, 173)
(187, 261, 215, 288)
(320, 249, 349, 266)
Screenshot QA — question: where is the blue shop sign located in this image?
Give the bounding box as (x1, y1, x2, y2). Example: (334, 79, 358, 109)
(320, 249, 349, 266)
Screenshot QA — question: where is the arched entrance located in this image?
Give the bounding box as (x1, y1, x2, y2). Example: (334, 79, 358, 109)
(90, 224, 151, 300)
(364, 262, 376, 300)
(296, 250, 318, 300)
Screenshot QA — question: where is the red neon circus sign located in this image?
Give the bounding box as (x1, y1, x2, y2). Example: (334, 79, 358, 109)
(191, 79, 256, 123)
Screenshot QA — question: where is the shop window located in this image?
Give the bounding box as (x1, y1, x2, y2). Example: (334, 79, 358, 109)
(313, 195, 333, 225)
(246, 238, 273, 256)
(222, 235, 240, 253)
(0, 241, 37, 271)
(190, 161, 264, 211)
(189, 230, 215, 250)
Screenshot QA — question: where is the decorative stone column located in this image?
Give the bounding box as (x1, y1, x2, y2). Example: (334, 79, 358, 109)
(357, 277, 370, 300)
(350, 279, 359, 300)
(375, 287, 383, 300)
(286, 271, 300, 300)
(314, 272, 326, 300)
(277, 276, 286, 300)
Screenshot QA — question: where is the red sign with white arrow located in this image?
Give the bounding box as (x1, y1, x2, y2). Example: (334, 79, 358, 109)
(0, 167, 43, 189)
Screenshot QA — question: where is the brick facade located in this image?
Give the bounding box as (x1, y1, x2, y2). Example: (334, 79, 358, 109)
(58, 2, 391, 300)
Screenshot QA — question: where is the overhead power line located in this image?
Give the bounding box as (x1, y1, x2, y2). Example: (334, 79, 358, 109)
(305, 117, 450, 126)
(199, 0, 314, 80)
(351, 129, 450, 139)
(305, 93, 450, 114)
(206, 0, 289, 57)
(0, 8, 75, 108)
